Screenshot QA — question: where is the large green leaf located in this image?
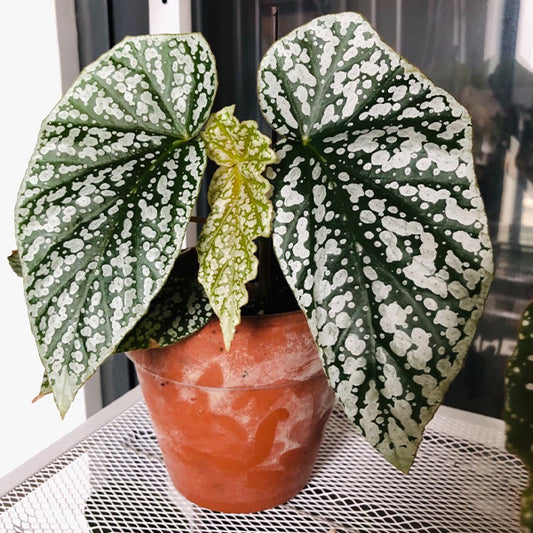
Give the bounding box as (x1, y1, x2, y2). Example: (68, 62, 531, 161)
(15, 34, 217, 416)
(197, 106, 276, 349)
(258, 13, 493, 471)
(505, 302, 533, 531)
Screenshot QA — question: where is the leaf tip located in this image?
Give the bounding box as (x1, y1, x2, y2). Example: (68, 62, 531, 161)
(8, 249, 22, 277)
(385, 450, 414, 475)
(222, 325, 235, 352)
(148, 338, 161, 349)
(31, 390, 51, 403)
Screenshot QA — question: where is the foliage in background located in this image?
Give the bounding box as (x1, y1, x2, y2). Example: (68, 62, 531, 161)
(505, 301, 533, 532)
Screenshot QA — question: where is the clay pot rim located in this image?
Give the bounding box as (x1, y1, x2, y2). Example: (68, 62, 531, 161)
(127, 353, 328, 392)
(226, 308, 307, 327)
(127, 309, 325, 390)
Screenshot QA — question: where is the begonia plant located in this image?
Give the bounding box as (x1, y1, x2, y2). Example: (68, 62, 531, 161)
(13, 13, 493, 473)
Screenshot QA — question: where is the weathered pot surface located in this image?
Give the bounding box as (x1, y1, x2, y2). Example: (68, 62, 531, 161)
(128, 310, 336, 513)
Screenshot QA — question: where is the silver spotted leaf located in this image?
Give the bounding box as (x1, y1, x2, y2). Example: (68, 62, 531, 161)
(198, 106, 276, 349)
(258, 13, 493, 471)
(505, 301, 533, 531)
(117, 248, 213, 352)
(15, 34, 217, 416)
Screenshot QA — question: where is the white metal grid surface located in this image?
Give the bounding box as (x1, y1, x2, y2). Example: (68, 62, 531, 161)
(0, 399, 528, 533)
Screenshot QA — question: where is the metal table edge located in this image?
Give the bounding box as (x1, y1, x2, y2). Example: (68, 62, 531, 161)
(1, 388, 507, 497)
(0, 386, 143, 496)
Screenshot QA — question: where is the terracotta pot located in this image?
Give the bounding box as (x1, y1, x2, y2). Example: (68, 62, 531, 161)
(128, 311, 335, 513)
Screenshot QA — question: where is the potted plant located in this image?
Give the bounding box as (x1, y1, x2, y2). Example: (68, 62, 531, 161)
(12, 12, 493, 513)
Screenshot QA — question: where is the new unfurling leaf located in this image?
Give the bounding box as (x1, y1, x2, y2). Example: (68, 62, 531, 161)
(198, 106, 276, 349)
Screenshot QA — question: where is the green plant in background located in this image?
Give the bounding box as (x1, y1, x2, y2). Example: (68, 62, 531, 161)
(505, 301, 533, 532)
(13, 13, 492, 473)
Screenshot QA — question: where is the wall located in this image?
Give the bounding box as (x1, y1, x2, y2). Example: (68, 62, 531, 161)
(0, 0, 87, 479)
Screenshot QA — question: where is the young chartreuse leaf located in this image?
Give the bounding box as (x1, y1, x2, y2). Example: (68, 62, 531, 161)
(198, 106, 276, 349)
(258, 13, 493, 472)
(15, 34, 217, 416)
(505, 301, 533, 531)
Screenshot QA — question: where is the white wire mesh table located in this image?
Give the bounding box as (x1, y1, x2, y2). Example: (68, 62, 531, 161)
(0, 386, 528, 532)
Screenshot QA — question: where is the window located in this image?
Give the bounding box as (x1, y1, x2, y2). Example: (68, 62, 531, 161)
(1, 0, 86, 479)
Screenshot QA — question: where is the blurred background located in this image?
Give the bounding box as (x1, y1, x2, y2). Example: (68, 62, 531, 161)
(2, 0, 532, 478)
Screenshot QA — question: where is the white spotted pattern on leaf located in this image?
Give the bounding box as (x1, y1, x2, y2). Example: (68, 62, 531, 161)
(15, 34, 217, 416)
(118, 249, 213, 352)
(258, 13, 493, 471)
(198, 106, 276, 349)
